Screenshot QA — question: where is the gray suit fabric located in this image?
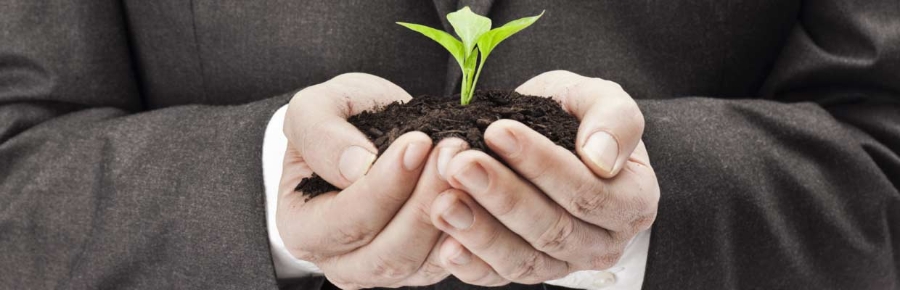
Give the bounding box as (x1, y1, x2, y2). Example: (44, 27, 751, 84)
(1, 0, 898, 289)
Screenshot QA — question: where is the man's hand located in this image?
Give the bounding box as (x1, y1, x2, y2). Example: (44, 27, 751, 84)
(277, 73, 461, 289)
(430, 70, 660, 286)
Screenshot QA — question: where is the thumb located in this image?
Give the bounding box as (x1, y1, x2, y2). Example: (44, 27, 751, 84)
(283, 73, 412, 188)
(517, 70, 644, 178)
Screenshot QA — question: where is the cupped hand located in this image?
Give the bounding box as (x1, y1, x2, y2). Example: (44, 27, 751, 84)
(430, 70, 660, 286)
(278, 73, 466, 289)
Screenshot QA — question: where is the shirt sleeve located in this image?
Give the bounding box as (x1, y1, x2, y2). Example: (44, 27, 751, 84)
(263, 104, 651, 289)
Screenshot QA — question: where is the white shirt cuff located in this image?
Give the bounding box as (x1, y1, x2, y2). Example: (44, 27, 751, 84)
(261, 104, 652, 288)
(544, 229, 651, 289)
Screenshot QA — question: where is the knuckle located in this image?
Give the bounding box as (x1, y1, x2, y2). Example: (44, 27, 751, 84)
(502, 252, 543, 283)
(369, 254, 420, 282)
(490, 190, 522, 218)
(472, 228, 503, 252)
(545, 266, 571, 281)
(568, 181, 609, 218)
(334, 224, 375, 248)
(370, 189, 409, 207)
(626, 186, 659, 233)
(418, 260, 449, 281)
(630, 194, 653, 216)
(518, 157, 554, 182)
(631, 212, 657, 233)
(533, 211, 576, 254)
(591, 247, 624, 270)
(410, 199, 435, 226)
(373, 188, 410, 208)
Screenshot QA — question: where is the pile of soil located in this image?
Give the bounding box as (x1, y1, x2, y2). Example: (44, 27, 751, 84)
(296, 90, 580, 198)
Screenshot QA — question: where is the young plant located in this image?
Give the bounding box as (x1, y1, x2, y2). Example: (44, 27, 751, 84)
(398, 7, 543, 105)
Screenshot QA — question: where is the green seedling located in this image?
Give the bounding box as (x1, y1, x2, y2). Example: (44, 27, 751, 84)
(398, 7, 543, 105)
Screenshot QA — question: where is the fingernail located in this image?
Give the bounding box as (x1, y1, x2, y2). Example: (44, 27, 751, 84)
(438, 146, 462, 179)
(339, 146, 376, 182)
(450, 247, 472, 265)
(441, 196, 474, 230)
(454, 164, 489, 193)
(583, 131, 619, 174)
(490, 128, 520, 156)
(403, 142, 430, 171)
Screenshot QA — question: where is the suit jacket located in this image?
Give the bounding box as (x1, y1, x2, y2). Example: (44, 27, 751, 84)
(1, 0, 898, 289)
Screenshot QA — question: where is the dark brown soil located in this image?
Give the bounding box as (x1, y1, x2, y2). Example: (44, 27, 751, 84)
(296, 90, 579, 198)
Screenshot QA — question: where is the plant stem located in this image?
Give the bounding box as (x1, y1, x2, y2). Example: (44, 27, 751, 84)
(460, 70, 469, 105)
(468, 54, 486, 103)
(461, 66, 477, 105)
(465, 69, 475, 104)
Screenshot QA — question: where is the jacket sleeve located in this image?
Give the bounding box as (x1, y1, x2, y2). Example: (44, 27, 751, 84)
(0, 1, 285, 288)
(639, 1, 899, 289)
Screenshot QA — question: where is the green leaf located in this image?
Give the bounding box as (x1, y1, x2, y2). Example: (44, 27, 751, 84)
(476, 11, 544, 60)
(396, 22, 465, 68)
(400, 7, 543, 106)
(446, 6, 492, 58)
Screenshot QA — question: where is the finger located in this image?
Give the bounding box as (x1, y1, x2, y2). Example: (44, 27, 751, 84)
(438, 237, 509, 287)
(431, 189, 570, 284)
(387, 234, 452, 287)
(516, 70, 644, 178)
(515, 70, 584, 97)
(338, 139, 467, 285)
(442, 149, 618, 269)
(485, 120, 658, 235)
(278, 143, 314, 200)
(284, 73, 413, 188)
(284, 132, 431, 258)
